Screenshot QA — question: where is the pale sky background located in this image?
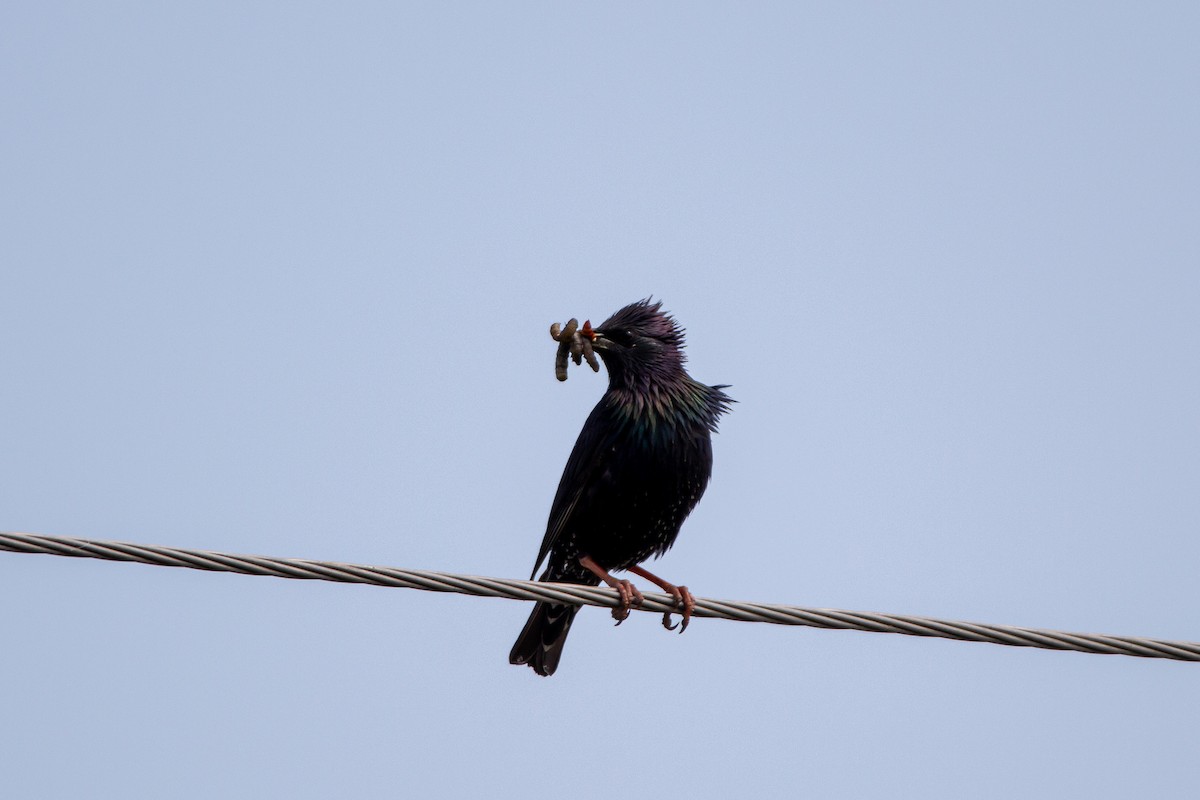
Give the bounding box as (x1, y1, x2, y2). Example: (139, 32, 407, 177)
(3, 3, 1198, 798)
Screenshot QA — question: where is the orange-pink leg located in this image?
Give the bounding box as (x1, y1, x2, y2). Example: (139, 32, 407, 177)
(578, 554, 644, 624)
(628, 565, 696, 633)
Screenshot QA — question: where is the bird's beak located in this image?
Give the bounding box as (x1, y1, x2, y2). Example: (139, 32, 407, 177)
(582, 320, 610, 351)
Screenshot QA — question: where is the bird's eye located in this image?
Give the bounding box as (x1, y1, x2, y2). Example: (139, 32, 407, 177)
(604, 329, 635, 346)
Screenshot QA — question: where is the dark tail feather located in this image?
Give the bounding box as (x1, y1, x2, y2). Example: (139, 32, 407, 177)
(509, 602, 579, 676)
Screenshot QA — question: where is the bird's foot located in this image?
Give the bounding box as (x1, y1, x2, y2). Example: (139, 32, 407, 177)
(578, 554, 645, 625)
(661, 584, 696, 633)
(610, 579, 644, 626)
(626, 564, 695, 634)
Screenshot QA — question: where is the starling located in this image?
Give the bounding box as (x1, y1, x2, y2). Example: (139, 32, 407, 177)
(509, 299, 733, 676)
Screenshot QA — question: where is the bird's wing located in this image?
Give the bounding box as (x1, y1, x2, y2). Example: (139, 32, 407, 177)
(530, 400, 618, 579)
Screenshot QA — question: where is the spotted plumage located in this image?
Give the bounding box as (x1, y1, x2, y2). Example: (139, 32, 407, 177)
(509, 299, 732, 676)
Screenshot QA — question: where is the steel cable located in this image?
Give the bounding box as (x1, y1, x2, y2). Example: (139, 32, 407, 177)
(2, 531, 1196, 662)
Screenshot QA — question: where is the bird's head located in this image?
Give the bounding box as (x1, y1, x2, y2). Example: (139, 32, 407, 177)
(584, 299, 687, 388)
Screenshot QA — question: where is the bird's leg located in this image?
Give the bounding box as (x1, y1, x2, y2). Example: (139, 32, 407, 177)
(578, 554, 644, 625)
(627, 565, 696, 633)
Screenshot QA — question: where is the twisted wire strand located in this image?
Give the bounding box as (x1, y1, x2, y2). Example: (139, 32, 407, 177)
(2, 531, 1196, 662)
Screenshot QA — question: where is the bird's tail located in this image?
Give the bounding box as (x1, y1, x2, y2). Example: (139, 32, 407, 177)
(509, 601, 578, 677)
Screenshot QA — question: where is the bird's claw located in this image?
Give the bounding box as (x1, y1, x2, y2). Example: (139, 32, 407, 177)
(661, 585, 695, 633)
(609, 578, 644, 625)
(550, 318, 599, 381)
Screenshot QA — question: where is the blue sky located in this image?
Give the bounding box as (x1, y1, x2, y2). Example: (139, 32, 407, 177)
(3, 3, 1198, 797)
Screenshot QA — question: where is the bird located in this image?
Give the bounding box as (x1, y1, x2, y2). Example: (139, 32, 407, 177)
(509, 299, 733, 676)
